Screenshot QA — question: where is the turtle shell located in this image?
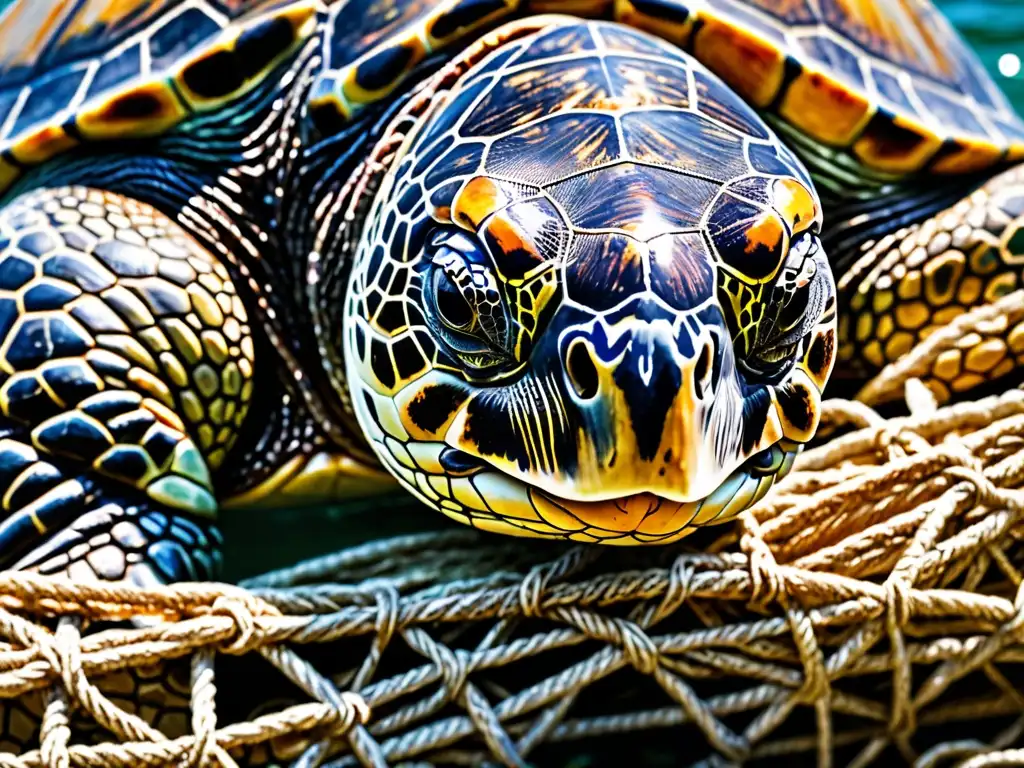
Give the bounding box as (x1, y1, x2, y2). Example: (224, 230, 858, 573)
(616, 0, 1024, 177)
(309, 0, 1024, 181)
(0, 0, 319, 196)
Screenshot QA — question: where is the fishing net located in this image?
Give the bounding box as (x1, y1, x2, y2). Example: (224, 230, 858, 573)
(1, 292, 1024, 767)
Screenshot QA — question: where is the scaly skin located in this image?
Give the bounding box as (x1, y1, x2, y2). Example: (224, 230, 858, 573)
(837, 164, 1024, 403)
(0, 187, 251, 586)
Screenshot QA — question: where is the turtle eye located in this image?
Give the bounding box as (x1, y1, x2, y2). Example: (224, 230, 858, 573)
(741, 233, 828, 384)
(433, 269, 475, 330)
(423, 229, 514, 373)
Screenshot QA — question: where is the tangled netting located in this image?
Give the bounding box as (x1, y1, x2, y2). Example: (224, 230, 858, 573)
(2, 294, 1024, 768)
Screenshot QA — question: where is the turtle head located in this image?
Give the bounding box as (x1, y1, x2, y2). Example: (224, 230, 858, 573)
(341, 20, 837, 543)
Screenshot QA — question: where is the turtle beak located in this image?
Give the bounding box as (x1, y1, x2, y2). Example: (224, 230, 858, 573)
(551, 303, 780, 504)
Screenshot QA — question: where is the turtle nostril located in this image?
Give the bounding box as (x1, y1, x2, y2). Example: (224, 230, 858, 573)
(565, 339, 599, 400)
(694, 339, 713, 399)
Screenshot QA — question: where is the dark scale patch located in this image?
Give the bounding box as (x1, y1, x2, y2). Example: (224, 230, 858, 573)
(420, 78, 489, 149)
(149, 8, 223, 72)
(806, 330, 833, 381)
(86, 44, 143, 100)
(0, 298, 18, 340)
(565, 234, 646, 312)
(424, 142, 485, 190)
(646, 232, 715, 311)
(547, 162, 719, 236)
(181, 50, 245, 99)
(375, 300, 407, 334)
(413, 135, 455, 178)
(406, 383, 468, 434)
(857, 109, 932, 166)
(23, 283, 78, 312)
(431, 181, 465, 214)
(464, 45, 521, 87)
(325, 0, 429, 67)
(621, 110, 750, 181)
(464, 58, 610, 138)
(393, 334, 427, 381)
(3, 377, 64, 422)
(0, 442, 37, 486)
(106, 410, 157, 444)
(926, 258, 958, 304)
(0, 255, 35, 290)
(143, 430, 180, 469)
(461, 392, 530, 471)
(487, 113, 619, 186)
(739, 385, 772, 454)
(355, 42, 416, 93)
(708, 194, 785, 281)
(100, 91, 165, 121)
(370, 338, 396, 389)
(694, 72, 769, 139)
(9, 66, 88, 137)
(35, 416, 110, 462)
(397, 182, 423, 216)
(414, 328, 436, 361)
(430, 0, 508, 41)
(234, 15, 295, 79)
(354, 324, 367, 358)
(776, 380, 815, 433)
(81, 392, 139, 422)
(39, 360, 101, 406)
(366, 288, 383, 318)
(96, 447, 152, 484)
(749, 142, 805, 185)
(629, 0, 693, 26)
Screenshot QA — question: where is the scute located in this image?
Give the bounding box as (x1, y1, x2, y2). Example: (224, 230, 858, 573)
(0, 0, 316, 197)
(618, 0, 1024, 175)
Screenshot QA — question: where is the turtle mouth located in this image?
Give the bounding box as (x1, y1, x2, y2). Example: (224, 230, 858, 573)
(434, 443, 799, 545)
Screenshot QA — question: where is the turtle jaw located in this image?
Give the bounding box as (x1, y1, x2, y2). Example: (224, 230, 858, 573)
(423, 441, 801, 545)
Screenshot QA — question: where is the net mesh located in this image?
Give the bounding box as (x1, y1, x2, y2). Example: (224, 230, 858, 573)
(0, 296, 1024, 767)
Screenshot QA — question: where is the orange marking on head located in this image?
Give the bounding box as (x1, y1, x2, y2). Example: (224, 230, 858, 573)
(745, 211, 785, 254)
(771, 178, 819, 235)
(486, 215, 528, 256)
(452, 177, 509, 229)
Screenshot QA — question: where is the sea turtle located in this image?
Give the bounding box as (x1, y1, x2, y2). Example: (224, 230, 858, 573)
(0, 0, 1021, 594)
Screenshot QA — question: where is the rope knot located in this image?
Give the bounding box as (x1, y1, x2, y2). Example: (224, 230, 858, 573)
(211, 597, 259, 654)
(616, 619, 659, 675)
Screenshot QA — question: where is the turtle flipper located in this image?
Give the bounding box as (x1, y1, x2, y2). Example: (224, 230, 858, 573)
(1, 419, 221, 585)
(837, 164, 1024, 403)
(0, 185, 256, 584)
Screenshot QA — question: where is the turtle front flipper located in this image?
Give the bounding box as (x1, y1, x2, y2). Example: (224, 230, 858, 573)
(0, 420, 221, 585)
(0, 185, 255, 586)
(837, 164, 1024, 404)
